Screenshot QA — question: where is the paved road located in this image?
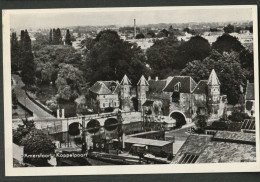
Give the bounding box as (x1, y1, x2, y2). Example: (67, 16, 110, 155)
(12, 74, 55, 119)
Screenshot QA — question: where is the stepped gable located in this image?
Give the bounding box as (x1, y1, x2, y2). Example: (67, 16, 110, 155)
(137, 75, 149, 86)
(120, 74, 132, 85)
(163, 76, 197, 93)
(192, 80, 208, 94)
(245, 82, 254, 100)
(207, 69, 220, 86)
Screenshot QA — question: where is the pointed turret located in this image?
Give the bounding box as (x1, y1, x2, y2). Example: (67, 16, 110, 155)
(120, 74, 132, 85)
(207, 69, 220, 86)
(137, 75, 149, 111)
(137, 75, 149, 86)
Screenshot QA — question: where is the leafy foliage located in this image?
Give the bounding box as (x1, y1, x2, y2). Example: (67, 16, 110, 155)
(55, 63, 85, 101)
(181, 50, 249, 105)
(212, 33, 244, 53)
(175, 35, 211, 69)
(13, 119, 56, 166)
(228, 109, 250, 122)
(146, 36, 181, 78)
(84, 30, 149, 84)
(65, 29, 72, 46)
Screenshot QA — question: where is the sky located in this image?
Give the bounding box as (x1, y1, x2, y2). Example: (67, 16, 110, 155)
(9, 6, 253, 29)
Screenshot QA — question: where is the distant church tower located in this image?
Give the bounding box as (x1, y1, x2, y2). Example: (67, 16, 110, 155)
(137, 75, 149, 111)
(120, 74, 132, 111)
(207, 69, 221, 118)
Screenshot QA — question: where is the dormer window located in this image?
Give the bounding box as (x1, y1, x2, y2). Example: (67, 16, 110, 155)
(174, 82, 181, 92)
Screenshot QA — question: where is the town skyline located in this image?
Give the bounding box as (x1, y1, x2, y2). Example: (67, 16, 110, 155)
(9, 7, 253, 29)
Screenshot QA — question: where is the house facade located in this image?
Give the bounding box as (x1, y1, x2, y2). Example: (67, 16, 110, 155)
(88, 69, 227, 125)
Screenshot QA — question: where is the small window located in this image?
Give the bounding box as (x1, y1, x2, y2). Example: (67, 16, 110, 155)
(174, 83, 180, 92)
(114, 102, 116, 106)
(103, 95, 105, 98)
(178, 153, 199, 164)
(103, 103, 105, 108)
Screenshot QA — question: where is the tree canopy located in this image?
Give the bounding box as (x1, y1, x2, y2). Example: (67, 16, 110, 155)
(181, 50, 249, 105)
(212, 33, 244, 53)
(146, 36, 181, 78)
(13, 119, 56, 166)
(65, 29, 72, 46)
(55, 63, 85, 101)
(84, 30, 149, 84)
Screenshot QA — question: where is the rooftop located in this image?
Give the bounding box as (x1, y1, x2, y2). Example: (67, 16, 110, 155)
(137, 75, 149, 86)
(148, 79, 168, 93)
(192, 80, 208, 94)
(89, 81, 119, 95)
(171, 131, 256, 164)
(207, 69, 220, 86)
(163, 76, 197, 93)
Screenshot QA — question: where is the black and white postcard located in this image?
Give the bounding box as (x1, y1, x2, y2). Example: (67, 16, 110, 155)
(2, 5, 259, 176)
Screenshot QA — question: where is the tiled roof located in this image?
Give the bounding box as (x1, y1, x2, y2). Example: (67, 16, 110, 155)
(197, 141, 256, 163)
(245, 83, 254, 100)
(192, 80, 208, 94)
(213, 131, 255, 143)
(120, 74, 132, 85)
(171, 131, 256, 164)
(137, 75, 149, 86)
(148, 79, 167, 93)
(89, 81, 119, 95)
(163, 76, 197, 93)
(207, 69, 220, 86)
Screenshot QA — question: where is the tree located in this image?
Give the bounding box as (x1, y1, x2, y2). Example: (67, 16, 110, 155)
(84, 30, 149, 84)
(146, 30, 155, 38)
(146, 36, 181, 78)
(212, 33, 244, 53)
(10, 32, 20, 71)
(49, 29, 53, 44)
(181, 50, 249, 105)
(135, 33, 145, 39)
(23, 30, 32, 51)
(13, 118, 35, 145)
(157, 29, 169, 38)
(228, 109, 250, 122)
(52, 28, 62, 45)
(21, 51, 36, 86)
(21, 129, 56, 166)
(194, 115, 207, 133)
(55, 63, 85, 101)
(223, 24, 235, 33)
(175, 35, 211, 69)
(65, 29, 72, 46)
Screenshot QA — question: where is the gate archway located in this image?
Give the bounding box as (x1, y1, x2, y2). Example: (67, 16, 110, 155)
(169, 111, 187, 128)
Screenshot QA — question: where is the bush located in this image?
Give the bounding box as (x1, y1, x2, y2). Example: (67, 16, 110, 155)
(206, 121, 228, 130)
(228, 109, 250, 122)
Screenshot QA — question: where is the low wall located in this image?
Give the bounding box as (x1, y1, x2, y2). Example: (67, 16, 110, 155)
(25, 91, 55, 117)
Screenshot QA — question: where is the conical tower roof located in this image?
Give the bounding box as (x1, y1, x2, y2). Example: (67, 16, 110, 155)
(207, 69, 220, 86)
(137, 75, 149, 86)
(120, 74, 132, 85)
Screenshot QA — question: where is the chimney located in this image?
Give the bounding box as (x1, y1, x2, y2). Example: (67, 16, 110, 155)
(155, 76, 158, 81)
(134, 19, 136, 38)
